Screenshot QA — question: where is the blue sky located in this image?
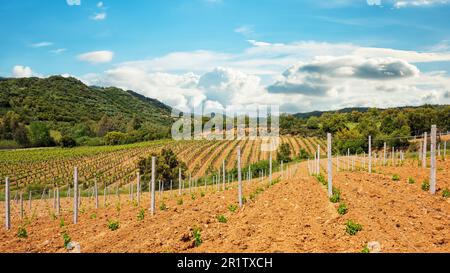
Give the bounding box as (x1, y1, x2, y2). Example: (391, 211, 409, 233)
(1, 0, 450, 113)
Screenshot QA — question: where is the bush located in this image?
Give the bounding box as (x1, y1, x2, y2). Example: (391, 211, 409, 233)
(442, 188, 450, 198)
(337, 203, 348, 215)
(329, 188, 341, 203)
(60, 136, 77, 148)
(107, 220, 120, 231)
(17, 226, 28, 238)
(228, 204, 238, 213)
(408, 177, 415, 184)
(345, 220, 362, 235)
(159, 202, 167, 211)
(138, 209, 145, 221)
(421, 180, 430, 191)
(62, 231, 71, 248)
(104, 131, 127, 145)
(192, 227, 202, 247)
(392, 174, 400, 181)
(217, 215, 227, 223)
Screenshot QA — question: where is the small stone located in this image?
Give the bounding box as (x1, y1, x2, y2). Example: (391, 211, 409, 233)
(66, 242, 81, 253)
(367, 241, 381, 253)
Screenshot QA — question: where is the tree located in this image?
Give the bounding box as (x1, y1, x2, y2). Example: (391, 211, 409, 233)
(277, 143, 292, 163)
(306, 116, 320, 129)
(137, 149, 187, 191)
(60, 136, 77, 148)
(97, 114, 115, 137)
(104, 131, 127, 145)
(29, 122, 54, 147)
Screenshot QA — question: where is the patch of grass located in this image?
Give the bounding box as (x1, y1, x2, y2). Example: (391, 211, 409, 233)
(59, 218, 65, 228)
(159, 202, 167, 211)
(107, 219, 120, 231)
(442, 188, 450, 198)
(361, 245, 370, 253)
(345, 220, 362, 235)
(200, 192, 205, 197)
(137, 208, 145, 221)
(90, 213, 97, 219)
(17, 226, 28, 239)
(329, 188, 341, 203)
(177, 198, 183, 205)
(228, 204, 238, 213)
(337, 203, 348, 215)
(191, 193, 196, 200)
(62, 231, 71, 248)
(408, 177, 415, 184)
(421, 180, 430, 191)
(192, 227, 202, 247)
(217, 214, 227, 223)
(392, 174, 400, 181)
(314, 174, 326, 186)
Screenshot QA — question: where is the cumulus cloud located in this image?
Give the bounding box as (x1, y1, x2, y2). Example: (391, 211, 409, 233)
(367, 0, 382, 5)
(267, 56, 419, 96)
(12, 66, 33, 78)
(394, 0, 450, 8)
(66, 0, 81, 6)
(77, 50, 114, 64)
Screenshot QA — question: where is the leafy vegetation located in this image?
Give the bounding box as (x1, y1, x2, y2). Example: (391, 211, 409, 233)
(345, 220, 363, 235)
(17, 226, 28, 238)
(337, 203, 348, 215)
(392, 174, 400, 181)
(107, 220, 120, 231)
(442, 188, 450, 198)
(421, 180, 430, 191)
(217, 215, 227, 223)
(192, 227, 202, 247)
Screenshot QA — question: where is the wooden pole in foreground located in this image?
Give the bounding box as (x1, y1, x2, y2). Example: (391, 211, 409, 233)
(269, 151, 272, 185)
(5, 177, 10, 230)
(423, 132, 427, 168)
(150, 156, 156, 215)
(430, 125, 437, 195)
(56, 187, 60, 216)
(20, 192, 24, 220)
(94, 179, 98, 209)
(137, 171, 141, 206)
(223, 160, 226, 191)
(73, 167, 78, 224)
(368, 135, 372, 174)
(237, 147, 243, 208)
(327, 133, 333, 197)
(178, 168, 182, 196)
(383, 142, 387, 166)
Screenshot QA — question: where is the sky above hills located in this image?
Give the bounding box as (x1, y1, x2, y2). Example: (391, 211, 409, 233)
(1, 0, 450, 113)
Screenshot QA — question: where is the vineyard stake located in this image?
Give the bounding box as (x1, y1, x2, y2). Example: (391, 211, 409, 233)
(237, 146, 243, 208)
(20, 192, 24, 220)
(383, 142, 387, 166)
(423, 132, 427, 168)
(150, 156, 156, 215)
(317, 145, 320, 175)
(369, 135, 372, 174)
(444, 141, 447, 160)
(269, 151, 272, 185)
(430, 125, 437, 194)
(73, 167, 78, 224)
(95, 179, 98, 209)
(56, 187, 60, 216)
(327, 133, 333, 197)
(5, 177, 10, 230)
(222, 160, 226, 191)
(104, 185, 107, 207)
(178, 168, 182, 196)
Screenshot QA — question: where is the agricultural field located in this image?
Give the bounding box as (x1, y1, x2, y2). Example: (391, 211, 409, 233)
(0, 135, 448, 253)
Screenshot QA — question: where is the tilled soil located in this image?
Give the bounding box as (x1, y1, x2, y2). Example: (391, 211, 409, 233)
(0, 160, 449, 253)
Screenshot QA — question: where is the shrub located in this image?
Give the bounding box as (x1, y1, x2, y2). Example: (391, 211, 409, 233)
(408, 177, 415, 184)
(137, 209, 145, 221)
(228, 204, 238, 213)
(315, 174, 326, 185)
(392, 174, 400, 181)
(192, 227, 202, 247)
(191, 193, 196, 200)
(107, 220, 120, 231)
(90, 213, 97, 219)
(62, 231, 71, 248)
(60, 136, 77, 148)
(17, 226, 28, 239)
(337, 203, 348, 215)
(345, 220, 362, 235)
(217, 215, 227, 223)
(442, 188, 450, 198)
(159, 202, 167, 211)
(329, 188, 341, 203)
(361, 245, 370, 253)
(421, 180, 430, 191)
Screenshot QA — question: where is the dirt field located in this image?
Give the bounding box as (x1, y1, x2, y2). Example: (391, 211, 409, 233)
(0, 158, 449, 253)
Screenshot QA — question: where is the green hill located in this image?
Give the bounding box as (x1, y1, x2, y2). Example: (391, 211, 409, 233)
(0, 76, 174, 148)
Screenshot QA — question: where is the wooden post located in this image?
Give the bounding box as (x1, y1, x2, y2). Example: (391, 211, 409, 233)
(430, 125, 437, 195)
(237, 147, 243, 208)
(20, 192, 24, 220)
(444, 141, 447, 160)
(317, 145, 320, 175)
(347, 148, 350, 170)
(419, 141, 423, 162)
(150, 156, 156, 215)
(94, 179, 98, 209)
(368, 135, 372, 174)
(327, 133, 333, 197)
(281, 161, 284, 178)
(178, 168, 182, 196)
(5, 177, 10, 230)
(383, 142, 387, 166)
(222, 160, 226, 191)
(269, 151, 272, 185)
(56, 187, 60, 216)
(137, 172, 141, 206)
(73, 167, 78, 224)
(103, 185, 107, 207)
(423, 132, 427, 168)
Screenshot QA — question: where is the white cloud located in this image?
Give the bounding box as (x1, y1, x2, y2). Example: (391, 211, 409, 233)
(234, 25, 254, 37)
(12, 66, 33, 78)
(367, 0, 382, 5)
(30, 42, 53, 48)
(77, 50, 114, 64)
(66, 0, 81, 6)
(91, 12, 107, 21)
(394, 0, 450, 8)
(51, 48, 67, 54)
(76, 40, 450, 113)
(97, 1, 104, 8)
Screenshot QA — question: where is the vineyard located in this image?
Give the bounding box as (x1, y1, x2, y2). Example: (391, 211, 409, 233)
(0, 132, 449, 253)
